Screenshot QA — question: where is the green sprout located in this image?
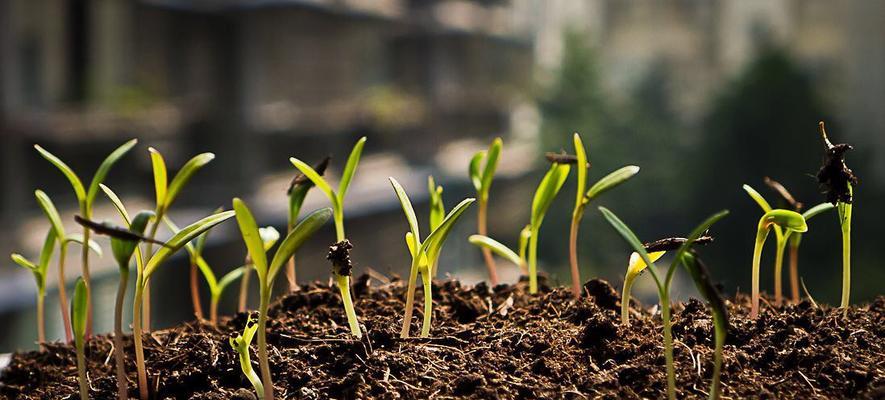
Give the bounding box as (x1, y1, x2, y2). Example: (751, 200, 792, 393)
(743, 180, 834, 304)
(102, 183, 234, 400)
(165, 215, 248, 325)
(599, 207, 728, 400)
(815, 121, 857, 314)
(469, 138, 502, 285)
(71, 277, 90, 400)
(34, 189, 102, 343)
(35, 139, 137, 335)
(286, 156, 329, 290)
(10, 229, 56, 350)
(289, 137, 366, 338)
(234, 199, 331, 400)
(390, 177, 474, 338)
(230, 317, 264, 399)
(749, 209, 807, 319)
(143, 147, 216, 331)
(527, 160, 571, 294)
(467, 225, 531, 276)
(569, 133, 639, 297)
(238, 227, 281, 313)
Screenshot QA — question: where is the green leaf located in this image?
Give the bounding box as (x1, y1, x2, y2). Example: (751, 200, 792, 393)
(34, 190, 66, 239)
(480, 138, 502, 195)
(64, 234, 103, 258)
(217, 266, 246, 294)
(802, 202, 835, 220)
(165, 152, 215, 210)
(233, 199, 269, 281)
(34, 145, 86, 203)
(148, 148, 168, 209)
(288, 184, 310, 228)
(428, 176, 445, 231)
(195, 207, 224, 254)
(86, 139, 137, 208)
(195, 256, 219, 292)
(100, 184, 131, 224)
(742, 184, 773, 213)
(11, 254, 38, 271)
(338, 136, 366, 201)
(405, 232, 417, 258)
(389, 177, 421, 244)
(469, 150, 485, 191)
(761, 209, 807, 233)
(421, 198, 475, 264)
(162, 216, 196, 257)
(144, 210, 235, 279)
(290, 157, 339, 210)
(573, 133, 588, 208)
(110, 211, 153, 269)
(530, 163, 570, 228)
(267, 207, 332, 282)
(679, 252, 728, 334)
(71, 277, 88, 341)
(586, 165, 640, 201)
(38, 229, 58, 271)
(468, 235, 521, 267)
(598, 206, 661, 286)
(518, 225, 531, 261)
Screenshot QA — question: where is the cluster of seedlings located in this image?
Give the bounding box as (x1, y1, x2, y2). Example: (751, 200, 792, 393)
(7, 122, 859, 400)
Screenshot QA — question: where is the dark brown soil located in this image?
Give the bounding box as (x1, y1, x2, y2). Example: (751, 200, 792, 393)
(1, 275, 882, 399)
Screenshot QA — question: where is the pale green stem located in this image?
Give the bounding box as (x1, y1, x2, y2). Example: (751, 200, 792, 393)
(36, 290, 46, 350)
(420, 271, 433, 338)
(661, 291, 675, 400)
(210, 293, 220, 326)
(58, 243, 73, 342)
(528, 227, 540, 294)
(239, 257, 251, 312)
(142, 218, 162, 332)
(238, 338, 265, 399)
(81, 223, 93, 337)
(335, 274, 361, 338)
(568, 211, 583, 298)
(751, 231, 767, 319)
(75, 335, 90, 400)
(620, 276, 635, 326)
(839, 201, 852, 314)
(257, 289, 274, 400)
(477, 196, 498, 285)
(400, 259, 420, 338)
(114, 267, 130, 400)
(710, 323, 725, 400)
(773, 239, 786, 306)
(133, 279, 148, 400)
(334, 211, 345, 242)
(788, 238, 800, 304)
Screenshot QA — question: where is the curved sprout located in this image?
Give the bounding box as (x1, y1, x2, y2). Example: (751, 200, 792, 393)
(620, 251, 666, 325)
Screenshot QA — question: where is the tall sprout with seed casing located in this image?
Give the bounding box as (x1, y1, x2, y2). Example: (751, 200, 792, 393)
(10, 229, 57, 350)
(144, 147, 215, 331)
(743, 184, 833, 304)
(230, 318, 265, 399)
(569, 133, 639, 297)
(527, 161, 571, 294)
(815, 122, 858, 315)
(749, 209, 807, 318)
(238, 227, 281, 312)
(71, 277, 90, 400)
(102, 183, 234, 400)
(35, 139, 137, 335)
(289, 136, 366, 338)
(469, 138, 502, 285)
(34, 190, 102, 342)
(390, 177, 474, 338)
(234, 199, 331, 400)
(286, 156, 329, 290)
(599, 207, 729, 400)
(165, 215, 248, 325)
(468, 225, 531, 276)
(620, 250, 665, 325)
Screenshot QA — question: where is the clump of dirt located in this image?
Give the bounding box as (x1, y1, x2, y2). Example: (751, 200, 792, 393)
(1, 276, 882, 399)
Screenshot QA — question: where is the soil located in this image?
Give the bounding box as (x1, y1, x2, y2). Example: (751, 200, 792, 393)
(1, 275, 882, 399)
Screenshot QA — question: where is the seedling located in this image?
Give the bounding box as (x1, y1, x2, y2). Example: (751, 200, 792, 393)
(230, 317, 264, 399)
(286, 156, 330, 290)
(527, 160, 571, 294)
(467, 225, 531, 275)
(744, 181, 834, 304)
(35, 139, 137, 335)
(749, 209, 807, 319)
(34, 190, 102, 342)
(165, 216, 248, 325)
(427, 175, 447, 275)
(143, 147, 216, 331)
(569, 133, 639, 297)
(289, 137, 365, 338)
(599, 206, 728, 400)
(238, 227, 280, 312)
(102, 183, 234, 400)
(469, 138, 502, 284)
(234, 199, 331, 400)
(815, 121, 857, 314)
(10, 229, 56, 349)
(71, 277, 90, 400)
(390, 177, 474, 338)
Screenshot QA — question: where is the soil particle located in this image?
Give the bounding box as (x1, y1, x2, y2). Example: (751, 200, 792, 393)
(1, 276, 881, 399)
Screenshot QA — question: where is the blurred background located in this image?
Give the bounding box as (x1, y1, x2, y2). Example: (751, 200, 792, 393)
(1, 0, 883, 352)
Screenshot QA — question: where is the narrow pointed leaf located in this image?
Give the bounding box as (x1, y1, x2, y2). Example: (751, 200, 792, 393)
(34, 190, 65, 238)
(86, 138, 137, 207)
(389, 177, 420, 243)
(422, 198, 475, 263)
(268, 207, 332, 281)
(145, 210, 235, 279)
(573, 133, 588, 208)
(34, 145, 86, 202)
(195, 256, 219, 291)
(468, 235, 521, 267)
(680, 252, 728, 333)
(531, 164, 570, 228)
(290, 157, 338, 208)
(469, 151, 485, 191)
(586, 166, 640, 201)
(64, 234, 104, 257)
(428, 176, 445, 231)
(598, 207, 660, 279)
(338, 137, 366, 201)
(233, 199, 268, 280)
(110, 211, 153, 268)
(11, 254, 38, 271)
(742, 184, 773, 213)
(166, 152, 215, 209)
(71, 278, 88, 340)
(405, 232, 417, 258)
(518, 225, 531, 260)
(148, 148, 168, 209)
(802, 202, 835, 220)
(38, 229, 58, 270)
(480, 138, 502, 193)
(217, 266, 246, 294)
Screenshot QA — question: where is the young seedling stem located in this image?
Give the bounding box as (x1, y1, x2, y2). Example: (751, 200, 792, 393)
(469, 138, 502, 285)
(528, 160, 571, 293)
(71, 277, 90, 400)
(238, 227, 280, 312)
(750, 209, 807, 319)
(230, 317, 265, 399)
(10, 229, 57, 350)
(286, 156, 329, 290)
